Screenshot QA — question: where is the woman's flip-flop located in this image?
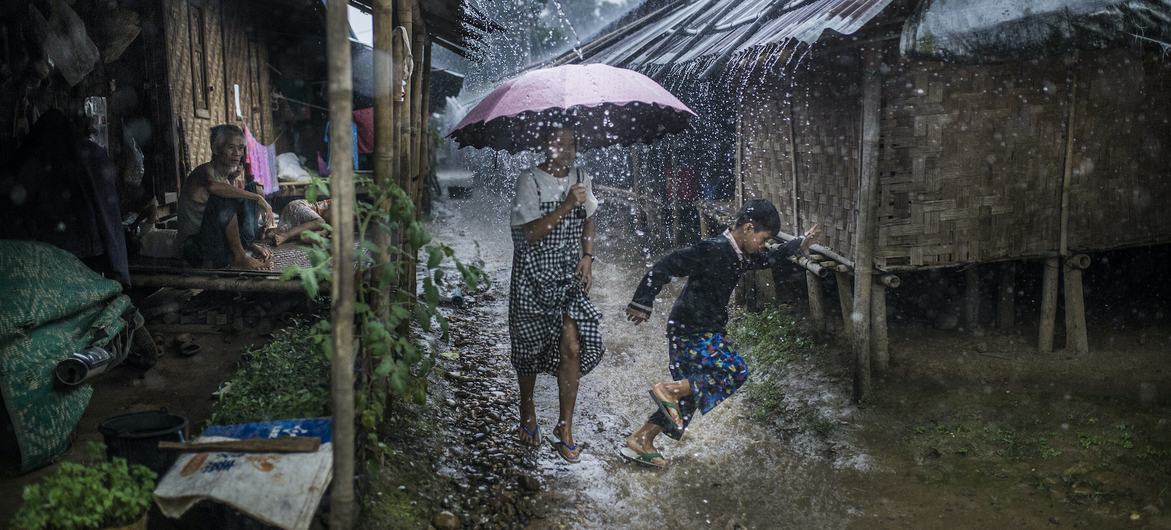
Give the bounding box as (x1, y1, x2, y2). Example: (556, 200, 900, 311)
(649, 389, 685, 433)
(545, 435, 585, 464)
(517, 422, 541, 448)
(618, 446, 667, 469)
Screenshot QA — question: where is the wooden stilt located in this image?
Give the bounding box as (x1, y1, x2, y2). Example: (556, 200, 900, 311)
(850, 46, 882, 403)
(835, 270, 854, 340)
(963, 265, 981, 333)
(325, 0, 355, 526)
(372, 0, 393, 322)
(1039, 257, 1059, 352)
(997, 262, 1016, 330)
(806, 270, 825, 333)
(1064, 254, 1090, 354)
(872, 283, 888, 372)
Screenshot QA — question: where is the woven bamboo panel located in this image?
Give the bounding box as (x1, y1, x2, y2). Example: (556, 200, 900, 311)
(739, 59, 860, 258)
(165, 0, 229, 173)
(876, 57, 1067, 268)
(1067, 49, 1171, 251)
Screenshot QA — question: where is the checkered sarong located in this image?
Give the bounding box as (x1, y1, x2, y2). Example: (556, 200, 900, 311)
(508, 200, 604, 376)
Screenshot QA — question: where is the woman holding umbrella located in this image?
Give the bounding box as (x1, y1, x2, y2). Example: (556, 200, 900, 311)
(449, 63, 696, 463)
(508, 124, 602, 462)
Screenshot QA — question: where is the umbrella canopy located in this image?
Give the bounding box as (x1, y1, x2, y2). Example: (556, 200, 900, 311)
(448, 64, 696, 153)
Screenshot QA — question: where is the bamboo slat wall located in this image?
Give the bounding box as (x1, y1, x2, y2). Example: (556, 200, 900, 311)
(739, 46, 1171, 271)
(164, 0, 273, 182)
(1067, 49, 1171, 252)
(740, 57, 861, 257)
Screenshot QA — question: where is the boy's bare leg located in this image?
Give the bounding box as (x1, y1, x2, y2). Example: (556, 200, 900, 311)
(651, 380, 692, 427)
(225, 214, 267, 270)
(274, 220, 325, 246)
(555, 314, 582, 459)
(518, 373, 538, 446)
(626, 422, 668, 466)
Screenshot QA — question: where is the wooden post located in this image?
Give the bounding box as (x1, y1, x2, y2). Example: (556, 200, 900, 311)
(411, 8, 425, 209)
(420, 36, 433, 213)
(787, 95, 801, 234)
(997, 262, 1016, 330)
(872, 282, 888, 372)
(963, 265, 981, 333)
(1064, 254, 1091, 354)
(850, 47, 882, 403)
(1039, 257, 1059, 352)
(806, 271, 825, 333)
(372, 0, 394, 321)
(835, 270, 854, 340)
(396, 0, 414, 191)
(325, 0, 355, 526)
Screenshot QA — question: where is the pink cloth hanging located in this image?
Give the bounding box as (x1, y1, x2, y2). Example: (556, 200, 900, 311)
(352, 107, 374, 154)
(244, 126, 274, 194)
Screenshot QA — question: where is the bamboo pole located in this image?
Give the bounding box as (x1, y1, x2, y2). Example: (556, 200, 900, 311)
(1064, 254, 1090, 354)
(835, 270, 854, 340)
(787, 94, 801, 234)
(1059, 68, 1078, 257)
(1039, 257, 1059, 352)
(411, 7, 424, 210)
(130, 274, 306, 293)
(373, 0, 394, 322)
(997, 262, 1016, 329)
(963, 265, 981, 333)
(397, 0, 414, 191)
(850, 47, 882, 403)
(872, 282, 888, 372)
(325, 0, 355, 527)
(806, 271, 825, 332)
(420, 35, 433, 214)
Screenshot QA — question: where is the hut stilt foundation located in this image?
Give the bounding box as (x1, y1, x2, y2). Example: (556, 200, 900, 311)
(806, 271, 825, 333)
(1064, 254, 1091, 354)
(1039, 258, 1060, 352)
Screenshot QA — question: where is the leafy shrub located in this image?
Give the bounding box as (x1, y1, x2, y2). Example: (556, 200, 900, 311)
(12, 458, 155, 529)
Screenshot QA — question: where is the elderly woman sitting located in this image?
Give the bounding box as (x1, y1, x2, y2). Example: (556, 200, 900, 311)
(175, 125, 274, 270)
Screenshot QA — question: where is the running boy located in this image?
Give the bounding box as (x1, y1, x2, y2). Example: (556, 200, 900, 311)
(620, 199, 819, 468)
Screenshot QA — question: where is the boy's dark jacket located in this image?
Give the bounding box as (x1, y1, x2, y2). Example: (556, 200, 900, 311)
(629, 234, 803, 336)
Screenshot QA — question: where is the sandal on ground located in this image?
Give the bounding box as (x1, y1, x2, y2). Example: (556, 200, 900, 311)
(517, 422, 541, 448)
(618, 446, 667, 469)
(545, 434, 585, 464)
(649, 388, 685, 433)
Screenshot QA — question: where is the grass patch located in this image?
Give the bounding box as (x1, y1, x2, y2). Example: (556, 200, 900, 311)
(208, 318, 330, 426)
(729, 305, 824, 430)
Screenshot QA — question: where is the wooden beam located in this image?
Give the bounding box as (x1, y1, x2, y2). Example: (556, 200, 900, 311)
(1039, 257, 1059, 353)
(326, 0, 356, 526)
(997, 262, 1016, 329)
(1064, 254, 1090, 354)
(806, 271, 825, 333)
(835, 270, 854, 340)
(373, 0, 394, 322)
(850, 47, 882, 403)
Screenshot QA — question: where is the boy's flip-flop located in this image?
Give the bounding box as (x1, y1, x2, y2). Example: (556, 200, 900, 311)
(545, 435, 585, 464)
(618, 446, 667, 469)
(649, 389, 685, 434)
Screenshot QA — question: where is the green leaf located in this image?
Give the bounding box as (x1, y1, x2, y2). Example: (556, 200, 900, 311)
(423, 277, 439, 307)
(300, 269, 320, 298)
(427, 246, 443, 269)
(374, 356, 394, 377)
(415, 303, 433, 332)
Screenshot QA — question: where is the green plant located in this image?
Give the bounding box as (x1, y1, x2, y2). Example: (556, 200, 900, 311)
(12, 457, 155, 529)
(282, 174, 481, 458)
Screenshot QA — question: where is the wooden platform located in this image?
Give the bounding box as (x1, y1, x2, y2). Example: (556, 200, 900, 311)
(129, 244, 311, 293)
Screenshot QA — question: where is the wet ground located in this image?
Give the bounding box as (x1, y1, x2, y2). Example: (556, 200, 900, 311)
(410, 190, 1171, 529)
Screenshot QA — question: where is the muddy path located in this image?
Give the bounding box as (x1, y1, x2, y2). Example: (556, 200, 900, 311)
(423, 193, 1171, 530)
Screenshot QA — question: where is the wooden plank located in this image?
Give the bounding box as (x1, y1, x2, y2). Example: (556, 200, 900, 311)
(851, 47, 882, 403)
(1038, 257, 1059, 352)
(326, 0, 356, 526)
(160, 437, 321, 453)
(1063, 255, 1090, 354)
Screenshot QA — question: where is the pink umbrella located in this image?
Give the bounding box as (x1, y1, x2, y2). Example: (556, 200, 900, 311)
(449, 64, 696, 153)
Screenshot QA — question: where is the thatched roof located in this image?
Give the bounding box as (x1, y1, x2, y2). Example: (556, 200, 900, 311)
(901, 0, 1171, 62)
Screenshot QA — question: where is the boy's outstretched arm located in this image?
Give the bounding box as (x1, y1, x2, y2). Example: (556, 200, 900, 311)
(745, 224, 822, 270)
(627, 243, 707, 324)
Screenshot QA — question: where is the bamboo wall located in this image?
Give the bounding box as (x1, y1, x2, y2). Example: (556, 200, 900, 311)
(163, 0, 273, 187)
(739, 45, 1171, 271)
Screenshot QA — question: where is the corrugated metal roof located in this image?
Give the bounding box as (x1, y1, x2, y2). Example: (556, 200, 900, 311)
(582, 0, 895, 69)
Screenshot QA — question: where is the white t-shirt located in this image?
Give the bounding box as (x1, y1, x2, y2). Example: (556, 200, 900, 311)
(510, 166, 600, 227)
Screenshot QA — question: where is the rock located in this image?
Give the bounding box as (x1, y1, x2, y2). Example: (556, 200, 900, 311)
(432, 511, 461, 530)
(925, 447, 942, 460)
(1143, 504, 1160, 516)
(975, 342, 988, 353)
(1048, 516, 1060, 525)
(518, 475, 540, 493)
